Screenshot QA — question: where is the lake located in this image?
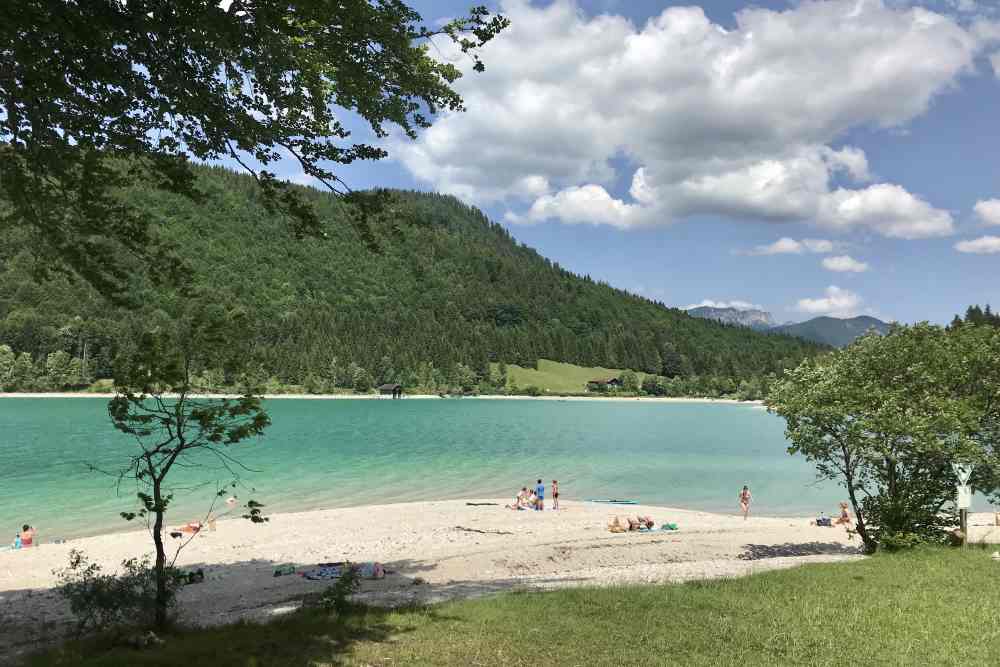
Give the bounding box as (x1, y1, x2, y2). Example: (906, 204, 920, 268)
(1, 397, 846, 540)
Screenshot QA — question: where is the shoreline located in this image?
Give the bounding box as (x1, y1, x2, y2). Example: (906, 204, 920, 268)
(0, 392, 763, 405)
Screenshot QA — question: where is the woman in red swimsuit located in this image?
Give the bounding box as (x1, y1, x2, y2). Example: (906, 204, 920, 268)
(20, 524, 36, 548)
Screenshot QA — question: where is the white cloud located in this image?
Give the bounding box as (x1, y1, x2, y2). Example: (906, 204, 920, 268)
(525, 184, 642, 228)
(955, 235, 1000, 254)
(817, 184, 954, 238)
(397, 0, 981, 238)
(822, 255, 870, 272)
(795, 286, 863, 318)
(974, 199, 1000, 226)
(685, 299, 763, 311)
(747, 237, 833, 255)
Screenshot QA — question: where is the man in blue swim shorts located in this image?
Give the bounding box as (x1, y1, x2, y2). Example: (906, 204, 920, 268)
(535, 479, 544, 511)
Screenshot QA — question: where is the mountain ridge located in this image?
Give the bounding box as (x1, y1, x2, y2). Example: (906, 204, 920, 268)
(771, 315, 891, 347)
(687, 306, 776, 330)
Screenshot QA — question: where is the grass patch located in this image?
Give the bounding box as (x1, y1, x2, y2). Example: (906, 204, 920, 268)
(498, 359, 646, 394)
(28, 548, 1000, 666)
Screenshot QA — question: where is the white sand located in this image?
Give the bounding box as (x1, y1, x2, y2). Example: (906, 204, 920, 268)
(0, 499, 864, 659)
(5, 499, 995, 661)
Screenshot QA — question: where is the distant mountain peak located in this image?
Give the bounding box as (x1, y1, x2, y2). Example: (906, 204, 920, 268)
(772, 315, 891, 347)
(687, 306, 776, 331)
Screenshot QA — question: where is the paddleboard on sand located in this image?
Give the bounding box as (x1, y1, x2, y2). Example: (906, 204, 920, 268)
(586, 498, 638, 505)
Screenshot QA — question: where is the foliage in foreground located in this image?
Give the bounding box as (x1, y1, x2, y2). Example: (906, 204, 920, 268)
(106, 303, 271, 627)
(55, 550, 181, 637)
(768, 323, 1000, 553)
(29, 548, 1000, 666)
(1, 1, 507, 300)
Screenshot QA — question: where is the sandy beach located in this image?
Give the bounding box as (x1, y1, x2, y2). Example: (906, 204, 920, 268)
(3, 499, 999, 661)
(0, 499, 866, 660)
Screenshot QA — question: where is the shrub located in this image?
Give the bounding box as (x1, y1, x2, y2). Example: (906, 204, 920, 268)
(878, 532, 935, 552)
(319, 565, 360, 616)
(56, 550, 182, 635)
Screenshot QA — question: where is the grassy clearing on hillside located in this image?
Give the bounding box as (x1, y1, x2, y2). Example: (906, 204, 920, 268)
(497, 359, 647, 394)
(29, 548, 1000, 666)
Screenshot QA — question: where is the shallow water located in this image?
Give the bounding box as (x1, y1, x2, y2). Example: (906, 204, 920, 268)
(2, 397, 854, 539)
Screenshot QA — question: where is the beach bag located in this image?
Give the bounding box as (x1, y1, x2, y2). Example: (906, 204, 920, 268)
(358, 562, 385, 579)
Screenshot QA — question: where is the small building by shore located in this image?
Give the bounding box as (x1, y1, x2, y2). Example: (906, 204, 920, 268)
(586, 377, 622, 392)
(378, 383, 403, 399)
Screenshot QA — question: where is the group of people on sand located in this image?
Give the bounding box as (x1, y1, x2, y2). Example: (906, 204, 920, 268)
(507, 479, 560, 510)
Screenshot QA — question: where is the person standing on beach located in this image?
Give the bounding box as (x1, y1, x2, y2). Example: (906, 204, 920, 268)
(552, 480, 559, 511)
(739, 486, 752, 520)
(535, 479, 545, 511)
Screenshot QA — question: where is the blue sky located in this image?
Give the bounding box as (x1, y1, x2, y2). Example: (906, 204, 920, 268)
(258, 0, 1000, 324)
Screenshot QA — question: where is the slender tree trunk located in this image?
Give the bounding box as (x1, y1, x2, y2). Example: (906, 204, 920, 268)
(842, 445, 875, 553)
(151, 479, 168, 628)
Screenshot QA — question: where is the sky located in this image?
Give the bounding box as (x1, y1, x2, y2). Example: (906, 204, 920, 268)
(255, 0, 1000, 325)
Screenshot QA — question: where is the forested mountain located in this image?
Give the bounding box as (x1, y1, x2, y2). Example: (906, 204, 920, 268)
(0, 165, 824, 395)
(772, 316, 891, 348)
(687, 306, 776, 331)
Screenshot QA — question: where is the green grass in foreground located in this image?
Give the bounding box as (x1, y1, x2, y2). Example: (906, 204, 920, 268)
(29, 548, 1000, 667)
(498, 359, 646, 394)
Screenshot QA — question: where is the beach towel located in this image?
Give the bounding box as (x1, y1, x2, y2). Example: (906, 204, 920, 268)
(300, 562, 385, 581)
(301, 564, 345, 580)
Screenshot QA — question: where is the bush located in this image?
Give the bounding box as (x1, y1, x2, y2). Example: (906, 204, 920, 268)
(878, 532, 936, 552)
(319, 565, 360, 616)
(56, 550, 182, 635)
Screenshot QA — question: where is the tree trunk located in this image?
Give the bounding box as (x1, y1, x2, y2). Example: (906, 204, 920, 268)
(151, 480, 168, 628)
(842, 446, 875, 553)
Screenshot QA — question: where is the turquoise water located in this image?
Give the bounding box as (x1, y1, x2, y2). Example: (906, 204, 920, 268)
(1, 398, 846, 540)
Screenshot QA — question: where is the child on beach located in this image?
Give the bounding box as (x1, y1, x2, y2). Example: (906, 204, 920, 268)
(535, 479, 545, 511)
(552, 480, 559, 510)
(739, 486, 752, 520)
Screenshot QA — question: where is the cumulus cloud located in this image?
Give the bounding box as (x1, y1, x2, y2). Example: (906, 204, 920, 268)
(822, 255, 870, 272)
(795, 286, 863, 318)
(684, 299, 763, 311)
(955, 235, 1000, 254)
(974, 199, 1000, 226)
(395, 0, 986, 237)
(746, 237, 834, 255)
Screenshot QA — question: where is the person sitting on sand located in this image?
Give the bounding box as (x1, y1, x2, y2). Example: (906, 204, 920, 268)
(19, 524, 36, 548)
(506, 487, 530, 510)
(608, 516, 626, 533)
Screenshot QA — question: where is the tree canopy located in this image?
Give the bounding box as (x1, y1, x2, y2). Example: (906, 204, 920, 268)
(767, 323, 1000, 553)
(0, 1, 508, 299)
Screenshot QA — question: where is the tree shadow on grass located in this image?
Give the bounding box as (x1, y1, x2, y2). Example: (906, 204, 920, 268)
(5, 555, 586, 666)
